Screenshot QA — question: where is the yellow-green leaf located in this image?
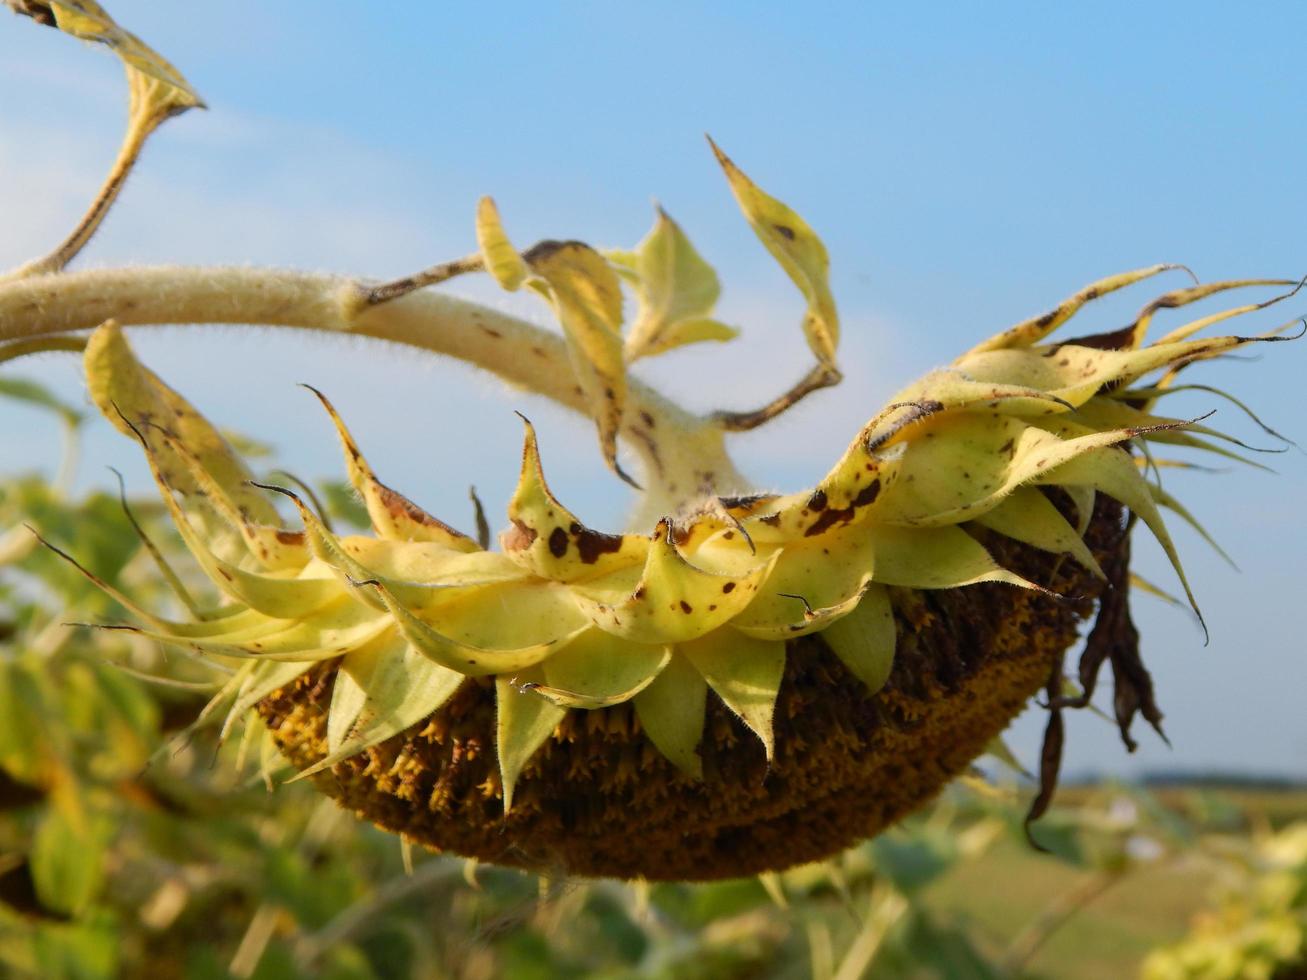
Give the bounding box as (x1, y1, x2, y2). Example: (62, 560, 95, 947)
(869, 524, 1044, 592)
(369, 578, 585, 677)
(133, 597, 390, 663)
(495, 668, 566, 812)
(525, 241, 635, 486)
(971, 486, 1105, 579)
(295, 637, 465, 779)
(622, 206, 738, 361)
(729, 533, 874, 639)
(535, 629, 671, 709)
(327, 641, 380, 755)
(1034, 446, 1202, 624)
(680, 629, 786, 760)
(633, 652, 707, 777)
(85, 322, 280, 551)
(45, 0, 204, 123)
(31, 807, 112, 917)
(819, 584, 896, 695)
(874, 414, 1148, 529)
(709, 137, 838, 366)
(955, 332, 1275, 411)
(129, 436, 339, 618)
(220, 659, 316, 743)
(476, 196, 527, 291)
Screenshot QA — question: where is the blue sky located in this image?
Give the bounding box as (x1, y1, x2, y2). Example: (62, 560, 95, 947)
(1, 2, 1304, 780)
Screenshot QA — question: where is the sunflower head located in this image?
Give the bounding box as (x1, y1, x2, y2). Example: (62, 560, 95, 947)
(62, 146, 1300, 881)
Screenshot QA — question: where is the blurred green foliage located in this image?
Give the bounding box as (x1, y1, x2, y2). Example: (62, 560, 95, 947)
(0, 374, 1304, 979)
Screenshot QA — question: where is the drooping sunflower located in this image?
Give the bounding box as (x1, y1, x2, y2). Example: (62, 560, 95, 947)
(6, 0, 1296, 884)
(62, 170, 1297, 877)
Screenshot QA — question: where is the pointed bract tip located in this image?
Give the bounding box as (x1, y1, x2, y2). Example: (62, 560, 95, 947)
(297, 381, 329, 403)
(247, 480, 299, 502)
(613, 457, 643, 491)
(704, 133, 731, 168)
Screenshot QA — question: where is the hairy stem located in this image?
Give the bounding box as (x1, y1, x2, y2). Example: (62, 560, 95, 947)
(2, 113, 152, 281)
(0, 265, 749, 518)
(712, 362, 843, 432)
(358, 253, 484, 308)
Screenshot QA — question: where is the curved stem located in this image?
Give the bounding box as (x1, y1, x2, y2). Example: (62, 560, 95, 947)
(0, 265, 750, 517)
(712, 362, 843, 431)
(2, 113, 151, 281)
(0, 335, 87, 365)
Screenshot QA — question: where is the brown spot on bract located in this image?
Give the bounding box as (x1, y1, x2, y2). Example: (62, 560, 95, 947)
(479, 325, 503, 339)
(759, 514, 781, 527)
(570, 522, 624, 564)
(999, 439, 1015, 456)
(639, 411, 656, 428)
(854, 479, 882, 507)
(522, 238, 589, 265)
(804, 478, 881, 538)
(680, 600, 693, 614)
(722, 582, 736, 594)
(718, 493, 778, 517)
(807, 489, 828, 512)
(548, 526, 569, 558)
(275, 529, 305, 545)
(773, 224, 796, 241)
(378, 480, 467, 538)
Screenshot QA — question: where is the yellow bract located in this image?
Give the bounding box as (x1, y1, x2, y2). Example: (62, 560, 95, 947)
(709, 137, 839, 367)
(74, 237, 1288, 809)
(475, 197, 528, 291)
(524, 241, 635, 487)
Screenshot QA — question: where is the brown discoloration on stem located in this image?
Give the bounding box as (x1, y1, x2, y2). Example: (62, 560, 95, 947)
(360, 254, 484, 307)
(712, 362, 843, 432)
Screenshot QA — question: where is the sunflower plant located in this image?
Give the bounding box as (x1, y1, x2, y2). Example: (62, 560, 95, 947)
(0, 0, 1301, 888)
